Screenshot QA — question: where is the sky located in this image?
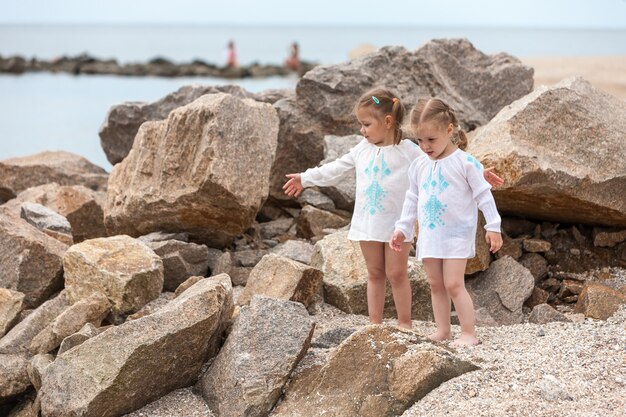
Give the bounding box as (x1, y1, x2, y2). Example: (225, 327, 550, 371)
(2, 0, 626, 28)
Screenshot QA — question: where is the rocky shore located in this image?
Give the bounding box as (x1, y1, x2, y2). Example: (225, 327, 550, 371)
(0, 53, 316, 78)
(0, 38, 624, 417)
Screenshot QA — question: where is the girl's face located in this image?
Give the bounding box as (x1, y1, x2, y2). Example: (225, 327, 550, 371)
(356, 107, 394, 146)
(415, 121, 456, 160)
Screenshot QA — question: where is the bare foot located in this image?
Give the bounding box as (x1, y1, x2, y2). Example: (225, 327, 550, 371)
(427, 330, 451, 342)
(397, 321, 413, 330)
(451, 334, 480, 347)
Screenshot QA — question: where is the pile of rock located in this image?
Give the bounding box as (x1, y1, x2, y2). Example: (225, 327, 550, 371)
(1, 38, 625, 416)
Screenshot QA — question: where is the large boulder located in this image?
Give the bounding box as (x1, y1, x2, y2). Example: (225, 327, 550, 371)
(575, 281, 626, 320)
(470, 77, 626, 227)
(269, 38, 533, 199)
(272, 325, 478, 417)
(0, 151, 108, 202)
(310, 231, 433, 320)
(3, 183, 107, 243)
(39, 276, 233, 417)
(0, 291, 68, 354)
(104, 93, 279, 247)
(0, 289, 24, 338)
(0, 353, 30, 401)
(466, 256, 534, 325)
(99, 84, 252, 165)
(316, 134, 362, 210)
(199, 296, 315, 417)
(0, 208, 68, 308)
(63, 235, 163, 319)
(238, 254, 323, 307)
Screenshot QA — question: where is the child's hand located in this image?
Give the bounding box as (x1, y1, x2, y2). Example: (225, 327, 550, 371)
(389, 230, 406, 252)
(485, 231, 503, 253)
(484, 167, 504, 188)
(283, 174, 304, 197)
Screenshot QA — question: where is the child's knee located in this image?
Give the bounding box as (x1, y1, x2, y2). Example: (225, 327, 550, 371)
(385, 269, 407, 286)
(367, 270, 386, 282)
(444, 281, 465, 297)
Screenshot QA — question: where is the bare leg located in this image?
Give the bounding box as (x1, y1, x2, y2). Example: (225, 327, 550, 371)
(443, 258, 479, 346)
(359, 241, 386, 324)
(422, 258, 451, 341)
(384, 242, 412, 329)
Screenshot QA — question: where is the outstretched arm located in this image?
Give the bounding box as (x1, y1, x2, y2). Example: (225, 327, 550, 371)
(483, 167, 504, 188)
(283, 174, 304, 197)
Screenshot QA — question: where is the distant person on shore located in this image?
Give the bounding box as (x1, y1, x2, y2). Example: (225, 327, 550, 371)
(225, 40, 238, 68)
(283, 88, 503, 331)
(284, 42, 300, 71)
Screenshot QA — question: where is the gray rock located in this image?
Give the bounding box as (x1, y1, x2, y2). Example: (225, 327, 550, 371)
(297, 188, 335, 211)
(0, 292, 68, 354)
(0, 208, 68, 308)
(20, 202, 73, 245)
(270, 239, 315, 265)
(39, 276, 233, 417)
(528, 304, 572, 324)
(296, 205, 350, 239)
(145, 239, 209, 291)
(199, 296, 315, 417)
(0, 353, 30, 400)
(317, 134, 362, 210)
(126, 292, 176, 321)
(519, 253, 549, 283)
(104, 93, 279, 248)
(466, 256, 534, 325)
(138, 231, 189, 243)
(99, 84, 252, 165)
(27, 353, 54, 390)
(57, 322, 100, 354)
(258, 218, 294, 240)
(470, 77, 626, 227)
(539, 374, 573, 401)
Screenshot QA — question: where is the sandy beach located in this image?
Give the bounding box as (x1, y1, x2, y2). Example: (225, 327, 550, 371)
(522, 55, 626, 99)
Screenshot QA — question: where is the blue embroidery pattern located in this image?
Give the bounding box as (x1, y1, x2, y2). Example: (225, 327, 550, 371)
(363, 153, 391, 215)
(421, 165, 448, 229)
(467, 155, 482, 171)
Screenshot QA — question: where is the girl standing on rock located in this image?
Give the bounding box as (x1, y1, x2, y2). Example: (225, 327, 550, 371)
(390, 97, 503, 346)
(283, 89, 502, 330)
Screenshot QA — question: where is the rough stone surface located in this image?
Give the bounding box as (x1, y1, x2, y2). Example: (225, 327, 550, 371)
(466, 256, 534, 325)
(4, 183, 107, 243)
(465, 215, 492, 275)
(145, 239, 209, 291)
(258, 218, 294, 240)
(470, 77, 626, 227)
(270, 239, 315, 265)
(297, 188, 335, 211)
(39, 276, 233, 417)
(239, 254, 323, 307)
(574, 281, 626, 320)
(269, 39, 532, 199)
(29, 292, 111, 354)
(126, 292, 176, 321)
(524, 286, 550, 309)
(104, 93, 279, 248)
(272, 325, 478, 417)
(0, 208, 68, 308)
(0, 353, 30, 400)
(523, 238, 552, 253)
(57, 322, 100, 355)
(174, 276, 204, 297)
(20, 202, 73, 245)
(519, 253, 549, 283)
(495, 233, 523, 260)
(0, 292, 68, 354)
(63, 235, 164, 318)
(0, 289, 25, 338)
(99, 84, 252, 164)
(27, 353, 54, 391)
(296, 205, 350, 239)
(528, 303, 572, 324)
(311, 231, 433, 320)
(199, 296, 315, 417)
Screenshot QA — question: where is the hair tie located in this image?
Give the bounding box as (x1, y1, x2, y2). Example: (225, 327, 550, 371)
(392, 98, 398, 103)
(372, 96, 380, 105)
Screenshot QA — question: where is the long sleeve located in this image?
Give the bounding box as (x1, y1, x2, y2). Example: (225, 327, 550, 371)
(394, 160, 420, 240)
(300, 140, 364, 187)
(465, 157, 501, 232)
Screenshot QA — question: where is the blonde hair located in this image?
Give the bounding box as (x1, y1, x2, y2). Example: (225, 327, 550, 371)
(354, 88, 405, 145)
(409, 97, 467, 150)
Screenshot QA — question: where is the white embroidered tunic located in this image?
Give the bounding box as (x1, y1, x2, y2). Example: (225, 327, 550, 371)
(300, 138, 423, 242)
(395, 148, 501, 260)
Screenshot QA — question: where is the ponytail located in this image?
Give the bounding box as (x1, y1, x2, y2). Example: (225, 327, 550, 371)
(355, 88, 405, 145)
